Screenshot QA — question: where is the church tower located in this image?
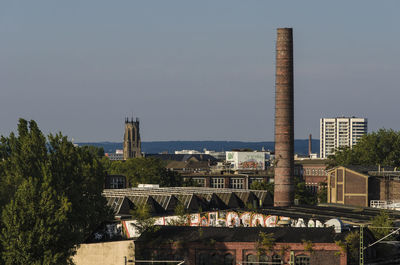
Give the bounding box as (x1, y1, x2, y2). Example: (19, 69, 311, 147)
(123, 117, 142, 160)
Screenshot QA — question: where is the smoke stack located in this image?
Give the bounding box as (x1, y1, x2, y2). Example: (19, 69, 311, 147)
(274, 28, 294, 207)
(308, 134, 312, 157)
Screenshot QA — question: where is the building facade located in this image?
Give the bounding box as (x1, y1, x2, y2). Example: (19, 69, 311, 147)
(135, 226, 347, 265)
(320, 117, 367, 158)
(294, 159, 328, 194)
(327, 165, 400, 207)
(123, 117, 141, 160)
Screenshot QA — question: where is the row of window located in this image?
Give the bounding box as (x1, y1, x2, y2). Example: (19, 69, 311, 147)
(192, 177, 266, 189)
(304, 168, 327, 176)
(198, 253, 310, 265)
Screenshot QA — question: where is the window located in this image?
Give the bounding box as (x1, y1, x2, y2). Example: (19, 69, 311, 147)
(272, 254, 282, 264)
(295, 255, 310, 265)
(246, 254, 270, 264)
(193, 178, 205, 187)
(110, 176, 125, 189)
(246, 254, 257, 265)
(230, 178, 244, 189)
(259, 254, 268, 262)
(198, 253, 209, 265)
(224, 253, 234, 265)
(210, 253, 221, 265)
(211, 178, 225, 188)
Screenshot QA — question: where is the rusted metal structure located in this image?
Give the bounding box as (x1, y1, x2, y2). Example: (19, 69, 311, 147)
(274, 28, 294, 207)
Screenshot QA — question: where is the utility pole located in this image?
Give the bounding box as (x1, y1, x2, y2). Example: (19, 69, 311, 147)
(359, 225, 364, 265)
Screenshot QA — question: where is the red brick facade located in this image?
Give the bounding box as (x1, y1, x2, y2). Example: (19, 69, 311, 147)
(139, 241, 346, 265)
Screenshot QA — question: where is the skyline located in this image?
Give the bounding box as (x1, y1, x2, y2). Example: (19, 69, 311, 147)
(1, 1, 400, 142)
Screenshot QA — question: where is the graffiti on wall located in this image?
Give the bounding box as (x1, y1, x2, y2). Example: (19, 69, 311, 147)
(121, 211, 325, 239)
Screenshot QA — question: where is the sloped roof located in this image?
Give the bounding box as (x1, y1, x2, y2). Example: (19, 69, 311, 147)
(103, 187, 272, 216)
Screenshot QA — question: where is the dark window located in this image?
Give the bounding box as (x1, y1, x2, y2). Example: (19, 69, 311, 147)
(246, 254, 257, 265)
(224, 253, 234, 265)
(198, 253, 208, 265)
(272, 254, 282, 264)
(295, 255, 310, 265)
(259, 254, 269, 262)
(210, 253, 221, 265)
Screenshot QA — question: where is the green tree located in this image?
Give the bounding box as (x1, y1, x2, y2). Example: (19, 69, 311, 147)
(370, 210, 395, 240)
(80, 145, 105, 158)
(317, 184, 327, 203)
(295, 181, 317, 205)
(256, 232, 275, 256)
(108, 157, 184, 187)
(328, 129, 400, 167)
(250, 180, 274, 195)
(0, 119, 112, 264)
(1, 178, 72, 265)
(130, 204, 157, 236)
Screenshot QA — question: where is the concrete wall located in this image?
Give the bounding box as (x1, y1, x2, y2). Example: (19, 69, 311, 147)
(73, 240, 134, 265)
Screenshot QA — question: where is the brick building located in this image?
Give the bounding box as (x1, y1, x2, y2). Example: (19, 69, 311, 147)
(294, 159, 328, 193)
(135, 226, 347, 265)
(327, 165, 400, 207)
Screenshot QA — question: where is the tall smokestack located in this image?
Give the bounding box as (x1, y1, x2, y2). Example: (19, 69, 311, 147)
(274, 28, 294, 207)
(308, 134, 312, 157)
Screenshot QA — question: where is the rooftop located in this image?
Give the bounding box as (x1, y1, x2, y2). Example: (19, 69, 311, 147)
(137, 226, 340, 243)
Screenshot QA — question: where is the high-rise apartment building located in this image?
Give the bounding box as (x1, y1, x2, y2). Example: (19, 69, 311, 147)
(320, 117, 367, 158)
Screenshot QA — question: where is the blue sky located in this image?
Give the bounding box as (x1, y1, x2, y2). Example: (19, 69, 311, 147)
(1, 1, 400, 141)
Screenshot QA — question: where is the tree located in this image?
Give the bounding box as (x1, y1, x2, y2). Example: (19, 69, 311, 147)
(80, 145, 105, 158)
(108, 157, 184, 187)
(1, 178, 72, 265)
(130, 204, 157, 235)
(317, 184, 327, 203)
(250, 180, 274, 195)
(328, 129, 400, 167)
(370, 210, 395, 240)
(0, 119, 112, 264)
(294, 181, 317, 205)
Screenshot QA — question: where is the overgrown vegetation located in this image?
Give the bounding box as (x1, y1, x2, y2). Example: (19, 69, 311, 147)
(335, 230, 360, 264)
(250, 180, 274, 194)
(370, 210, 395, 241)
(256, 232, 276, 256)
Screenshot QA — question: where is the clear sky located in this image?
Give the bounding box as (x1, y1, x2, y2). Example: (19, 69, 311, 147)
(1, 1, 399, 142)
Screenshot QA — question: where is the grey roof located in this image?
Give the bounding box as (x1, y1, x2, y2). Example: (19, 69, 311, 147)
(137, 226, 339, 243)
(103, 187, 272, 217)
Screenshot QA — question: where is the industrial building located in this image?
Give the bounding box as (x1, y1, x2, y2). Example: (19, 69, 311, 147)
(135, 226, 347, 265)
(327, 165, 400, 207)
(320, 117, 367, 158)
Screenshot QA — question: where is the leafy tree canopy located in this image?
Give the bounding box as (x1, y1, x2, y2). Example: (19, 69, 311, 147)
(370, 210, 395, 240)
(0, 119, 112, 265)
(107, 157, 187, 187)
(250, 180, 274, 194)
(328, 129, 400, 167)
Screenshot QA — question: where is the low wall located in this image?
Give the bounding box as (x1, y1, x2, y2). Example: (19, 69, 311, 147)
(73, 240, 133, 265)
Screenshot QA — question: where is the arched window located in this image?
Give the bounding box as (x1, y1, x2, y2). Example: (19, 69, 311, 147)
(210, 253, 221, 265)
(246, 254, 257, 265)
(224, 253, 234, 265)
(295, 255, 310, 265)
(198, 253, 209, 265)
(259, 254, 269, 263)
(272, 254, 282, 264)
